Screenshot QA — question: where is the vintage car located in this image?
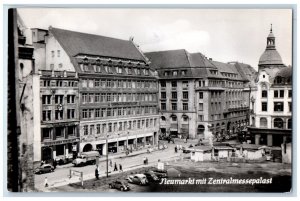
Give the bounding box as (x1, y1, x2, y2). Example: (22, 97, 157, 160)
(150, 169, 168, 178)
(126, 174, 148, 185)
(108, 180, 130, 191)
(144, 171, 160, 182)
(34, 164, 55, 174)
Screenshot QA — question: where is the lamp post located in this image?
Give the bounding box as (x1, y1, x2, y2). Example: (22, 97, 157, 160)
(106, 134, 109, 178)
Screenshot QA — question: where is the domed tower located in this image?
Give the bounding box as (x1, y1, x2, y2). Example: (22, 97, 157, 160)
(258, 24, 285, 70)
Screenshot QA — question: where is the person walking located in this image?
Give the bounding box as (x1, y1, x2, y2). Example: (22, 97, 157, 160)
(95, 168, 99, 180)
(175, 146, 178, 153)
(44, 177, 48, 187)
(114, 162, 118, 171)
(53, 159, 57, 169)
(146, 157, 148, 165)
(119, 164, 123, 172)
(109, 159, 113, 167)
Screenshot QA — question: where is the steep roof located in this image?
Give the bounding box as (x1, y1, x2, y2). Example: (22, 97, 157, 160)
(49, 27, 146, 61)
(275, 66, 292, 79)
(233, 62, 257, 82)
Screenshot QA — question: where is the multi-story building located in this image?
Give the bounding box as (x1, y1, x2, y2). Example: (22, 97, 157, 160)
(248, 26, 292, 146)
(41, 27, 159, 156)
(32, 28, 81, 162)
(146, 49, 256, 140)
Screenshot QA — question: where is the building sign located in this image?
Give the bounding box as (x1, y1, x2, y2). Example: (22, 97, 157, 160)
(42, 138, 79, 146)
(157, 162, 164, 170)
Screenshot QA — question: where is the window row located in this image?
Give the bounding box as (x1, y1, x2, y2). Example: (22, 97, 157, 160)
(160, 102, 189, 111)
(42, 95, 76, 105)
(160, 81, 189, 88)
(160, 91, 189, 99)
(81, 93, 157, 103)
(261, 102, 292, 112)
(83, 118, 158, 135)
(41, 80, 78, 87)
(51, 50, 61, 58)
(163, 70, 187, 77)
(81, 106, 158, 119)
(82, 79, 157, 89)
(80, 63, 150, 76)
(260, 117, 292, 129)
(42, 109, 76, 121)
(42, 125, 77, 140)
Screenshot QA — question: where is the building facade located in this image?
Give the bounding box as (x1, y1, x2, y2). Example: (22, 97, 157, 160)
(146, 50, 256, 140)
(38, 27, 160, 156)
(248, 26, 292, 147)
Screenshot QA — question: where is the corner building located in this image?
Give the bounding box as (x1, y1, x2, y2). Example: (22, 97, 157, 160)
(146, 50, 256, 140)
(48, 27, 159, 155)
(248, 26, 292, 146)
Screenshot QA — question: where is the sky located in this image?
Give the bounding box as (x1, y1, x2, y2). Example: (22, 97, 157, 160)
(18, 8, 292, 69)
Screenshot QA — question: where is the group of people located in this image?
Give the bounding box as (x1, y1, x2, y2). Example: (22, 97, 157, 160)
(110, 159, 123, 172)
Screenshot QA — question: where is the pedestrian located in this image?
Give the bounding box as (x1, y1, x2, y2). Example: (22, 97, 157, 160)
(185, 136, 188, 143)
(143, 157, 146, 165)
(109, 159, 112, 167)
(53, 159, 57, 169)
(41, 160, 45, 166)
(44, 177, 48, 187)
(95, 168, 99, 180)
(146, 157, 148, 165)
(114, 162, 118, 171)
(119, 164, 123, 172)
(175, 146, 178, 153)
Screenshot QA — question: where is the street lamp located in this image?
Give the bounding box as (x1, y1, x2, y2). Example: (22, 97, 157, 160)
(106, 134, 109, 178)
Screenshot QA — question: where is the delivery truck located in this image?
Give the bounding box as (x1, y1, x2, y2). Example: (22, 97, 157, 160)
(72, 151, 100, 167)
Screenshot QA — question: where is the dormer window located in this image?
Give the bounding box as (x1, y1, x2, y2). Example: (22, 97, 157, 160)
(164, 71, 170, 76)
(173, 71, 178, 76)
(128, 67, 132, 74)
(145, 69, 149, 76)
(117, 67, 122, 74)
(181, 70, 187, 76)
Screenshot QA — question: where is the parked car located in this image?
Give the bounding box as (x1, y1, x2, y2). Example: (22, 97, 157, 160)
(144, 171, 160, 182)
(72, 151, 100, 167)
(34, 164, 54, 174)
(182, 146, 191, 153)
(55, 154, 73, 165)
(108, 180, 130, 191)
(126, 174, 148, 185)
(150, 169, 168, 178)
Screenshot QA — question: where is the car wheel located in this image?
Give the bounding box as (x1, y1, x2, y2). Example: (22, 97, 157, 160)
(120, 187, 124, 191)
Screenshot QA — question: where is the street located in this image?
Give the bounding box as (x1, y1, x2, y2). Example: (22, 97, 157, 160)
(34, 139, 186, 191)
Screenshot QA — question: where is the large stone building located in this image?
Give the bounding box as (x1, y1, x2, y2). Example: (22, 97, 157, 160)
(248, 26, 292, 146)
(146, 50, 256, 140)
(33, 27, 159, 158)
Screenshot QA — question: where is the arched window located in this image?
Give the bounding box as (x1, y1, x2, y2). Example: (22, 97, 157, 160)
(197, 125, 205, 135)
(161, 116, 166, 121)
(274, 118, 283, 129)
(260, 118, 268, 128)
(288, 119, 292, 129)
(275, 76, 282, 84)
(171, 115, 177, 122)
(182, 115, 189, 122)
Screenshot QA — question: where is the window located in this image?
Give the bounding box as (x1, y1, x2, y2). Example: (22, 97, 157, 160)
(82, 109, 88, 119)
(161, 92, 166, 99)
(161, 116, 166, 121)
(137, 120, 141, 129)
(172, 92, 177, 99)
(288, 90, 292, 98)
(171, 81, 177, 88)
(183, 91, 188, 99)
(199, 103, 203, 111)
(164, 71, 170, 76)
(261, 102, 268, 112)
(197, 125, 205, 135)
(42, 128, 51, 139)
(128, 67, 132, 74)
(161, 103, 166, 110)
(107, 108, 112, 117)
(171, 103, 177, 110)
(288, 119, 292, 129)
(58, 63, 63, 68)
(288, 102, 292, 112)
(95, 93, 100, 102)
(280, 90, 284, 98)
(55, 95, 64, 104)
(108, 123, 112, 132)
(67, 109, 75, 119)
(198, 115, 204, 121)
(260, 118, 268, 128)
(171, 116, 177, 121)
(173, 71, 178, 76)
(274, 90, 278, 98)
(84, 125, 88, 135)
(42, 110, 51, 121)
(42, 95, 52, 105)
(160, 81, 166, 88)
(199, 92, 203, 99)
(95, 109, 100, 118)
(51, 51, 55, 57)
(262, 90, 268, 98)
(67, 95, 75, 103)
(183, 103, 188, 111)
(181, 70, 187, 76)
(82, 93, 87, 103)
(55, 127, 64, 138)
(274, 102, 284, 112)
(55, 110, 63, 120)
(57, 50, 60, 57)
(117, 67, 122, 74)
(88, 109, 93, 118)
(274, 118, 283, 128)
(96, 124, 101, 134)
(182, 81, 188, 88)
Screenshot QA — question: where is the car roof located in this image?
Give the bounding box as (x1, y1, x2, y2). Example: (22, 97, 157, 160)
(134, 174, 146, 177)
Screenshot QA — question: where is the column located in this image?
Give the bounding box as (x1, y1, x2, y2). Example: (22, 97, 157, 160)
(267, 134, 273, 146)
(116, 141, 119, 153)
(103, 143, 107, 155)
(53, 146, 56, 159)
(255, 134, 261, 145)
(66, 144, 69, 155)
